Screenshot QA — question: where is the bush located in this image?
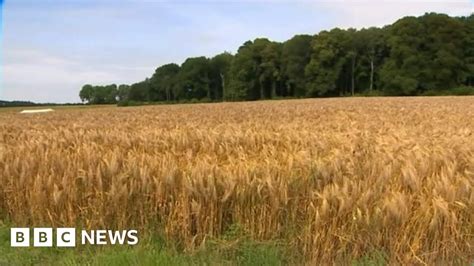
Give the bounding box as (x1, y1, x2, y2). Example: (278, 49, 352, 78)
(354, 90, 386, 97)
(421, 90, 440, 96)
(200, 98, 212, 103)
(117, 100, 146, 107)
(421, 86, 474, 96)
(450, 86, 474, 95)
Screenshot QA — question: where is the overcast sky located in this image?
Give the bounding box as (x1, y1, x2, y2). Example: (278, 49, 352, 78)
(1, 0, 473, 103)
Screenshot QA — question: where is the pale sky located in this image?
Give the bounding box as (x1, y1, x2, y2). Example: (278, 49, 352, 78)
(1, 0, 472, 103)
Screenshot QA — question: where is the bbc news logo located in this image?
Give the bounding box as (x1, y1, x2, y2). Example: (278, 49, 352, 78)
(11, 228, 138, 247)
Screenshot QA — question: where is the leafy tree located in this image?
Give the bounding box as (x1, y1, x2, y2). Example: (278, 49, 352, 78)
(82, 13, 473, 103)
(117, 84, 131, 102)
(150, 63, 180, 102)
(459, 14, 474, 86)
(104, 84, 118, 103)
(228, 41, 257, 100)
(344, 28, 362, 96)
(176, 57, 211, 101)
(229, 38, 282, 100)
(129, 80, 150, 101)
(210, 52, 233, 101)
(422, 13, 466, 90)
(356, 27, 387, 92)
(251, 38, 274, 99)
(261, 41, 282, 98)
(305, 29, 350, 96)
(79, 84, 117, 104)
(281, 35, 313, 97)
(380, 13, 468, 95)
(379, 16, 426, 95)
(79, 84, 94, 103)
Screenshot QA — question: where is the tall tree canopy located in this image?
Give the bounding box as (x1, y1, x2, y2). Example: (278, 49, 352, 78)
(79, 84, 118, 104)
(81, 13, 474, 104)
(150, 63, 180, 102)
(305, 28, 351, 96)
(176, 57, 211, 100)
(281, 35, 313, 97)
(210, 52, 233, 101)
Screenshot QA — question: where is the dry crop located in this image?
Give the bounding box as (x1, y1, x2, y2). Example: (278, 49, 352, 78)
(0, 97, 473, 263)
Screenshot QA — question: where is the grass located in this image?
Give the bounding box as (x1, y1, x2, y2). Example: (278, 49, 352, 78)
(0, 225, 289, 265)
(0, 224, 395, 265)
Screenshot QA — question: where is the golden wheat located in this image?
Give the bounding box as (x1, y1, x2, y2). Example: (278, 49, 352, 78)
(0, 97, 473, 263)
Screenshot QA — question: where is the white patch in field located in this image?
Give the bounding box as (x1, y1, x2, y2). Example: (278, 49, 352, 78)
(19, 109, 54, 114)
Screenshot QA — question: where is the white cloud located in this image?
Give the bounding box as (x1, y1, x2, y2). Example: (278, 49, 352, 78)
(2, 49, 153, 103)
(309, 0, 472, 29)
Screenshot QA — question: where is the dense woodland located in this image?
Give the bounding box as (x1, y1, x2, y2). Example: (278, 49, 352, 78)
(80, 13, 474, 104)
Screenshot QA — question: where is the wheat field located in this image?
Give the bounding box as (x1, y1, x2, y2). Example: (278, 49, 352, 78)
(0, 97, 473, 263)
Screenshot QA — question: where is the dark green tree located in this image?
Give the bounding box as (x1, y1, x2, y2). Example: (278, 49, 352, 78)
(117, 84, 131, 102)
(176, 57, 211, 101)
(79, 84, 94, 103)
(228, 41, 257, 100)
(380, 13, 468, 95)
(129, 79, 150, 101)
(229, 38, 282, 100)
(210, 52, 233, 101)
(305, 28, 350, 96)
(379, 16, 425, 95)
(79, 84, 117, 104)
(281, 35, 313, 97)
(150, 63, 180, 102)
(356, 27, 387, 92)
(82, 13, 473, 103)
(462, 15, 474, 86)
(261, 41, 282, 99)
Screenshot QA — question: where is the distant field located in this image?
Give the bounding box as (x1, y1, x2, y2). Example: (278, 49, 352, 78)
(0, 97, 473, 264)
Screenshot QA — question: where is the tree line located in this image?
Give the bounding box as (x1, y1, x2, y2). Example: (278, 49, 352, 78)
(80, 13, 474, 104)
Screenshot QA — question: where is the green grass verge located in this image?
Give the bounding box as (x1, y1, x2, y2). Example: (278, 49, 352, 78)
(0, 225, 394, 265)
(0, 226, 288, 266)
